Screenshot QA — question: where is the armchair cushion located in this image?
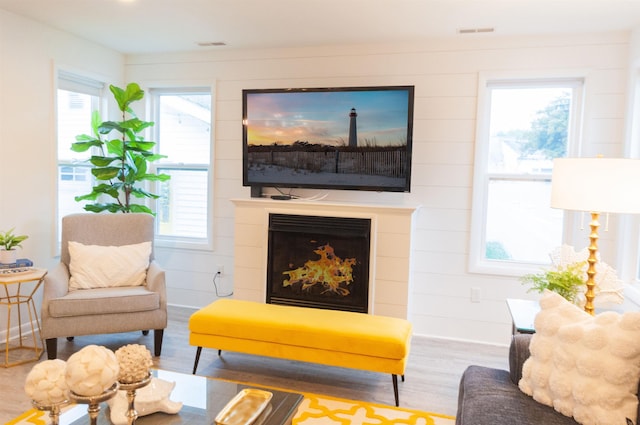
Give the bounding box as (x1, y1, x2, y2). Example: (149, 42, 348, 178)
(68, 241, 151, 289)
(48, 286, 160, 317)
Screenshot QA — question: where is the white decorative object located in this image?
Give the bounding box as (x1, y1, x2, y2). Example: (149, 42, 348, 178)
(68, 241, 151, 289)
(24, 359, 69, 405)
(107, 378, 183, 425)
(65, 345, 120, 396)
(548, 244, 624, 308)
(0, 249, 17, 264)
(519, 290, 640, 425)
(115, 344, 153, 383)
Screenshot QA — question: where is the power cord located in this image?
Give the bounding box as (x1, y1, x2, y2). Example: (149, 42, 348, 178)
(213, 271, 233, 297)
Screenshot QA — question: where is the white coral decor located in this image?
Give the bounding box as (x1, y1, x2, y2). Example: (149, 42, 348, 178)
(24, 359, 69, 405)
(65, 345, 119, 396)
(549, 244, 624, 308)
(115, 344, 153, 383)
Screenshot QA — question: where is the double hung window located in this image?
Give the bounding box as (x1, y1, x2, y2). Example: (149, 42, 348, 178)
(150, 88, 213, 246)
(56, 71, 105, 236)
(470, 76, 584, 275)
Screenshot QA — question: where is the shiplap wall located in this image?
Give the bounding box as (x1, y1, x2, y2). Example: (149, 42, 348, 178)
(126, 32, 634, 345)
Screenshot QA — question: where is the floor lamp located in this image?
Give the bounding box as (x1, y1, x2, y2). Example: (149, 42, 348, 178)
(550, 157, 640, 315)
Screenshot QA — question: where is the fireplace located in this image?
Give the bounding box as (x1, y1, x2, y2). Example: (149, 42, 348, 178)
(266, 213, 371, 313)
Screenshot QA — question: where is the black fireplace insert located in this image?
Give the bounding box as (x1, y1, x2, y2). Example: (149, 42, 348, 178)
(266, 213, 371, 313)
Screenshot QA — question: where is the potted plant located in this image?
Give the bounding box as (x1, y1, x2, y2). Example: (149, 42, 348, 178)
(0, 228, 28, 264)
(520, 261, 586, 304)
(71, 82, 170, 214)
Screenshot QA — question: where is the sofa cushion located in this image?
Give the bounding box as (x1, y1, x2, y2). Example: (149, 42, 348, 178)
(48, 286, 160, 317)
(68, 241, 151, 290)
(456, 365, 577, 425)
(518, 291, 640, 425)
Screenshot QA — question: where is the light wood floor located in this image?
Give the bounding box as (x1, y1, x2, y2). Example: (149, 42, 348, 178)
(0, 305, 508, 423)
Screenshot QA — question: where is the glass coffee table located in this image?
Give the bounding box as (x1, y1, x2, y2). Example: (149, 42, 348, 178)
(55, 370, 303, 425)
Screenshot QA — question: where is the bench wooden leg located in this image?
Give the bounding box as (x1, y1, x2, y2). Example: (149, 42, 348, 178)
(392, 374, 399, 406)
(193, 347, 202, 374)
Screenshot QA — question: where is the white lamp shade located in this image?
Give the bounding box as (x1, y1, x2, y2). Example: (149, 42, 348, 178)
(550, 157, 640, 214)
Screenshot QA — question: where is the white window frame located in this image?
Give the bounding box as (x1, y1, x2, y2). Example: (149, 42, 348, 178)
(54, 69, 107, 253)
(469, 72, 585, 276)
(146, 82, 216, 251)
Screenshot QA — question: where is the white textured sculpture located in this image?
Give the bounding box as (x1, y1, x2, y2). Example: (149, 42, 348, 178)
(24, 359, 69, 405)
(107, 377, 183, 425)
(65, 345, 119, 396)
(115, 344, 153, 383)
(549, 244, 624, 308)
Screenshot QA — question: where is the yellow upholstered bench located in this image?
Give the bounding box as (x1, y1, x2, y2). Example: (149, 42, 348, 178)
(189, 299, 413, 406)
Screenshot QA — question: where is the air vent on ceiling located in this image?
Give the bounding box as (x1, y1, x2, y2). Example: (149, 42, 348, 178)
(458, 28, 495, 34)
(197, 41, 227, 47)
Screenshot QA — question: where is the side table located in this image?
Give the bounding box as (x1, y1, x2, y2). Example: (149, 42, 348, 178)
(506, 298, 539, 335)
(0, 267, 47, 367)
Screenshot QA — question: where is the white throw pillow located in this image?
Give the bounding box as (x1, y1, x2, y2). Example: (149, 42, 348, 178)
(519, 290, 640, 425)
(68, 241, 151, 290)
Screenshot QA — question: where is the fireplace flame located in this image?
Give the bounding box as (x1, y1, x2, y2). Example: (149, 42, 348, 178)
(282, 244, 356, 296)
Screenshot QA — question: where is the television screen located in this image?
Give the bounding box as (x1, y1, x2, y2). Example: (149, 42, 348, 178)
(242, 85, 414, 194)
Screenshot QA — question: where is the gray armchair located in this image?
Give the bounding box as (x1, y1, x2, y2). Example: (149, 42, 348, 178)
(41, 213, 167, 359)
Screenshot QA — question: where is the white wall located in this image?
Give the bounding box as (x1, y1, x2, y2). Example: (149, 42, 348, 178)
(126, 31, 634, 345)
(0, 10, 123, 336)
(0, 7, 634, 346)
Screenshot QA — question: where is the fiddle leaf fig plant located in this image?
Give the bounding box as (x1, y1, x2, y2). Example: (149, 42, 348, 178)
(71, 82, 170, 214)
(0, 228, 28, 251)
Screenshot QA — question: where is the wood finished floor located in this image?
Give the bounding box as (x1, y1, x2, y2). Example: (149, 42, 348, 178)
(0, 305, 508, 423)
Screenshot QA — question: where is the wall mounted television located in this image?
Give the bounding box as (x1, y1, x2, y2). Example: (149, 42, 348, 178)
(242, 85, 415, 195)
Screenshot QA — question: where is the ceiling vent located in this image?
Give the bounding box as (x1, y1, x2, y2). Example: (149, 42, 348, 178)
(458, 27, 495, 34)
(197, 41, 227, 47)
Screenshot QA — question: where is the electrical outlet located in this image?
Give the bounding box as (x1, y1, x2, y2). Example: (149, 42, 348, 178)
(471, 287, 481, 303)
(216, 265, 224, 275)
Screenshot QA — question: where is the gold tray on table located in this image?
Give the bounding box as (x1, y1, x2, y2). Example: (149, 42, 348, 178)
(214, 389, 273, 425)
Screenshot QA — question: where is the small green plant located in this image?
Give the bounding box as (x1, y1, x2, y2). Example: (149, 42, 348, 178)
(71, 82, 170, 214)
(0, 228, 28, 251)
(520, 262, 586, 303)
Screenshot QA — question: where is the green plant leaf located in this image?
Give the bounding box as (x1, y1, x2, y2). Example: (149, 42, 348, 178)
(110, 83, 144, 112)
(91, 110, 103, 137)
(142, 173, 171, 182)
(88, 155, 118, 167)
(128, 204, 154, 215)
(92, 167, 120, 180)
(83, 203, 126, 214)
(0, 227, 28, 250)
(106, 139, 124, 156)
(129, 141, 156, 151)
(71, 139, 102, 152)
(98, 121, 123, 134)
(138, 153, 166, 162)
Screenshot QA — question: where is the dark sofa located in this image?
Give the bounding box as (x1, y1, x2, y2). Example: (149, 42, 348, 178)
(455, 334, 640, 425)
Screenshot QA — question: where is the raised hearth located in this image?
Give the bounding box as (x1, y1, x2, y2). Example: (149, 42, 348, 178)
(232, 199, 418, 319)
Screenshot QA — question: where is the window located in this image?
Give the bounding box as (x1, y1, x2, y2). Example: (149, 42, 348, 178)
(470, 76, 584, 275)
(56, 71, 105, 238)
(151, 88, 212, 246)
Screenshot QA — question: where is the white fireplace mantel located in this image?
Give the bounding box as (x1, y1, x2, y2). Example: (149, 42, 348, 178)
(231, 198, 419, 319)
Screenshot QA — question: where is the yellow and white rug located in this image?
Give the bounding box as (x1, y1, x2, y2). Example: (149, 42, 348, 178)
(10, 393, 455, 425)
(294, 394, 455, 425)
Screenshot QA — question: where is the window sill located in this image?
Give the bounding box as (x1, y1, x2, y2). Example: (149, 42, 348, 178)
(154, 237, 213, 252)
